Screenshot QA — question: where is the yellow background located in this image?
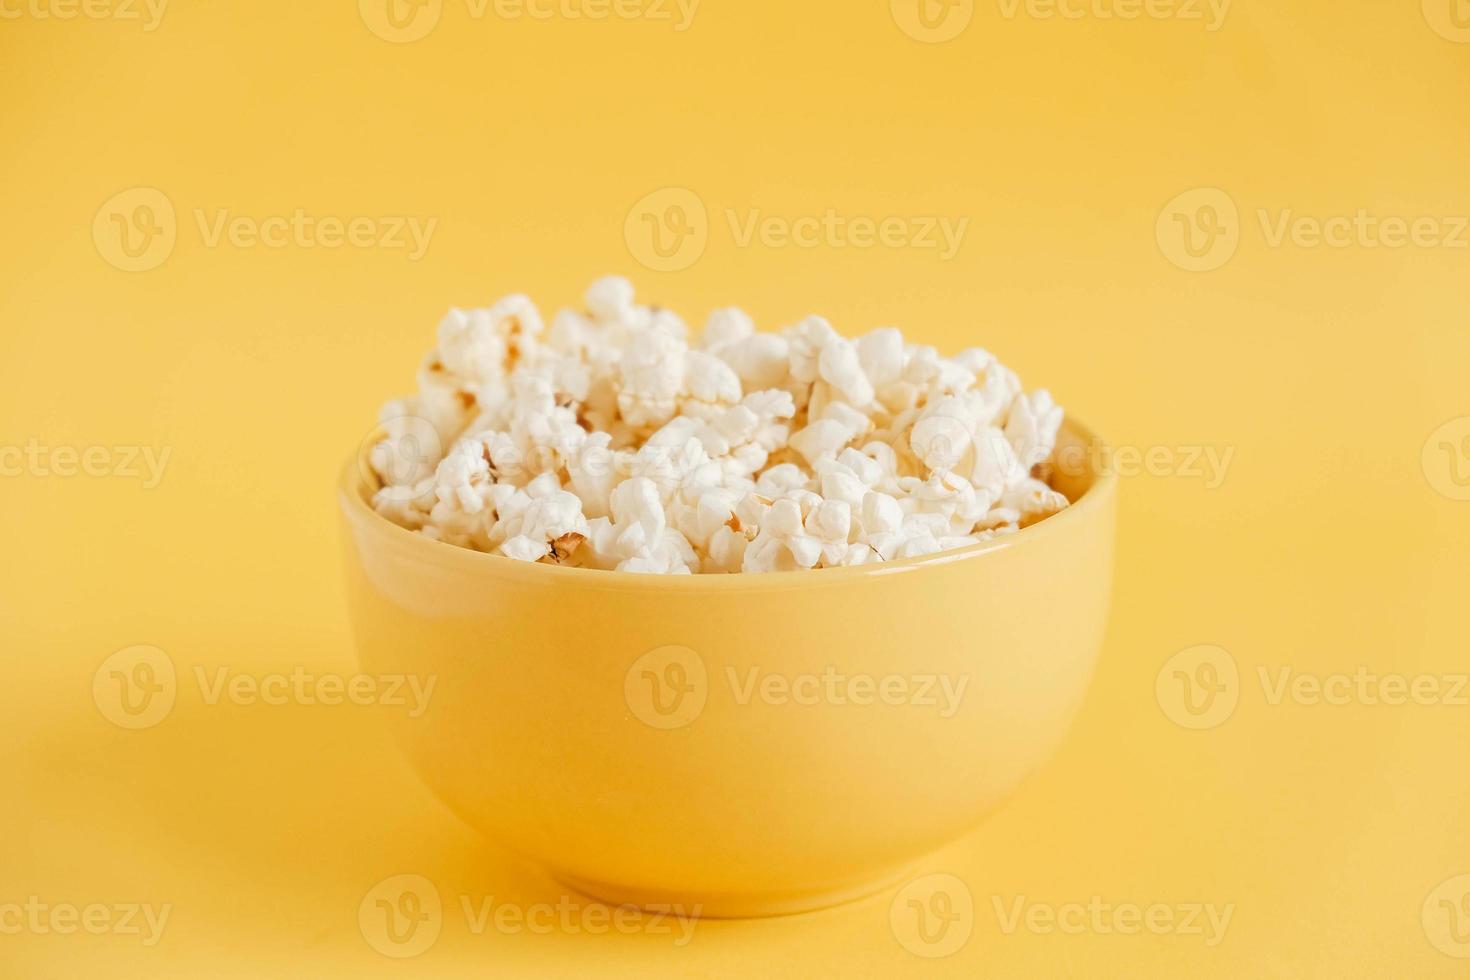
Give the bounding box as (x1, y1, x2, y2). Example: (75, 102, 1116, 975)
(4, 0, 1469, 975)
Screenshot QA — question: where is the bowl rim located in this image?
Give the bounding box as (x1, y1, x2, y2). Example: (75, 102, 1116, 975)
(340, 416, 1115, 593)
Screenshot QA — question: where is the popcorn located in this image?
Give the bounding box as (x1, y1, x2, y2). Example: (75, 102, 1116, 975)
(860, 490, 905, 539)
(617, 327, 685, 430)
(817, 337, 875, 406)
(493, 479, 590, 565)
(366, 278, 1072, 573)
(1005, 389, 1065, 472)
(585, 275, 635, 321)
(702, 307, 755, 352)
(720, 332, 790, 390)
(789, 418, 855, 467)
(681, 350, 743, 419)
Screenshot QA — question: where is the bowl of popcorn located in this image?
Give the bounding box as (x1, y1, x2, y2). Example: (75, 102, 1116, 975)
(340, 278, 1115, 917)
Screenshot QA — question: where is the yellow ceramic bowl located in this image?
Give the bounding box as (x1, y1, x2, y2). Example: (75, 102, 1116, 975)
(339, 419, 1115, 917)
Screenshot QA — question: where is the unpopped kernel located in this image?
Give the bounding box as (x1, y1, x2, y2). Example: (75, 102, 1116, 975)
(367, 278, 1069, 574)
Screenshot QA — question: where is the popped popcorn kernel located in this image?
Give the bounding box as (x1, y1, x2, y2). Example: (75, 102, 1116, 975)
(365, 280, 1073, 573)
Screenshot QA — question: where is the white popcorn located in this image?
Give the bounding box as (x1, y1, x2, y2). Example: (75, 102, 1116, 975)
(618, 327, 686, 429)
(436, 295, 543, 388)
(720, 333, 790, 390)
(789, 419, 853, 467)
(804, 498, 853, 566)
(566, 431, 619, 519)
(365, 279, 1072, 573)
(896, 532, 944, 560)
(971, 426, 1024, 498)
(839, 543, 883, 566)
(705, 525, 750, 572)
(860, 491, 904, 538)
(1003, 476, 1071, 528)
(682, 351, 743, 415)
(817, 338, 875, 406)
(609, 477, 667, 556)
(370, 432, 436, 496)
(493, 484, 590, 564)
(755, 463, 809, 497)
(743, 497, 822, 573)
(585, 275, 636, 321)
(813, 457, 867, 508)
(909, 403, 973, 474)
(372, 478, 434, 530)
(785, 316, 840, 384)
(857, 327, 905, 387)
(1005, 389, 1064, 472)
(703, 307, 755, 352)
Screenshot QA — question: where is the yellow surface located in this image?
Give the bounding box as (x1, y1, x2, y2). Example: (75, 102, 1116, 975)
(2, 0, 1468, 975)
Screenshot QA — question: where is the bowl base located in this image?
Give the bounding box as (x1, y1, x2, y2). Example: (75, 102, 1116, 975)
(550, 864, 916, 919)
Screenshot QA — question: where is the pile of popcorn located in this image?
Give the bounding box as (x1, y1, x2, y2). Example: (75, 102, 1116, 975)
(367, 278, 1069, 574)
